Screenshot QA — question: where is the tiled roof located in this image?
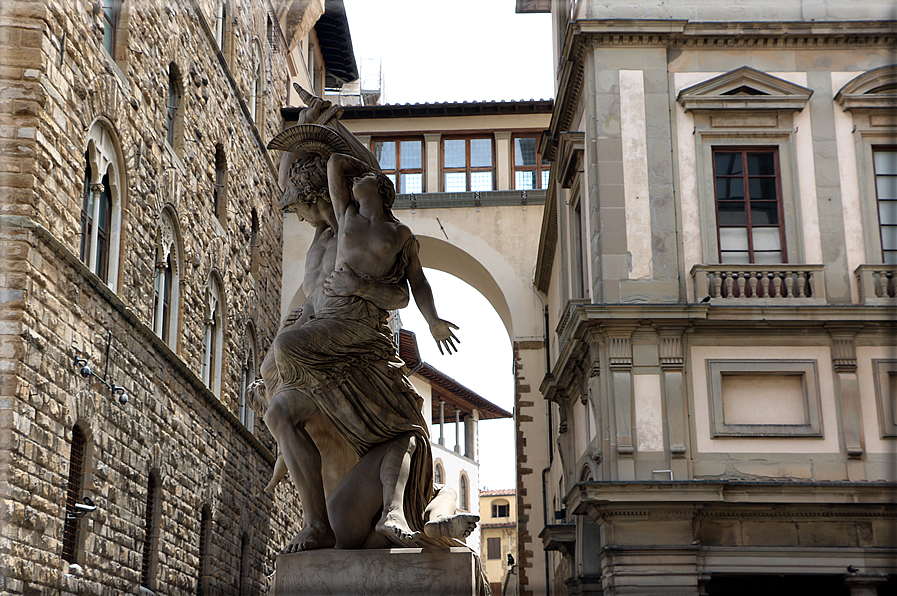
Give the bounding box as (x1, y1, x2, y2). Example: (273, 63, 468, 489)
(283, 99, 553, 122)
(480, 488, 516, 496)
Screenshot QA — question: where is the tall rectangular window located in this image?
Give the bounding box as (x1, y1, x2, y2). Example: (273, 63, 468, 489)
(101, 0, 119, 55)
(443, 137, 493, 192)
(374, 139, 423, 193)
(487, 536, 501, 560)
(62, 425, 86, 564)
(713, 148, 785, 264)
(513, 135, 550, 190)
(874, 148, 897, 264)
(141, 472, 159, 588)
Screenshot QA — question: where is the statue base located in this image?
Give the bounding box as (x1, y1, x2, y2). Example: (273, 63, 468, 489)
(270, 547, 477, 595)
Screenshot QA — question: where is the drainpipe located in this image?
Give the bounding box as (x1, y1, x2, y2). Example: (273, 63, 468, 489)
(541, 304, 554, 595)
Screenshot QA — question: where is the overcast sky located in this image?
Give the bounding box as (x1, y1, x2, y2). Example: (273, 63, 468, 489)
(341, 1, 554, 490)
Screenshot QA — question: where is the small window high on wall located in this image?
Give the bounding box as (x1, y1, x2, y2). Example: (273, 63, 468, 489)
(61, 424, 88, 564)
(513, 135, 550, 190)
(443, 137, 494, 192)
(712, 148, 785, 264)
(374, 139, 423, 193)
(101, 0, 120, 56)
(81, 122, 123, 290)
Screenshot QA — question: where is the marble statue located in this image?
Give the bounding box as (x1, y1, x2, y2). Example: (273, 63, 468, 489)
(258, 92, 482, 570)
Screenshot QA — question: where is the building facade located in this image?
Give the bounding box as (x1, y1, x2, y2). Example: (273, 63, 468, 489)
(0, 0, 357, 593)
(480, 488, 519, 595)
(518, 0, 897, 595)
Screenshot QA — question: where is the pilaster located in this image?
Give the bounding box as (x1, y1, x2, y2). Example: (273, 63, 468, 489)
(658, 325, 688, 482)
(827, 325, 864, 472)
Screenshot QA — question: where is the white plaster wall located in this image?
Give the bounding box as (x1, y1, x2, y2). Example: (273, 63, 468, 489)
(432, 442, 480, 551)
(690, 346, 841, 454)
(633, 373, 664, 452)
(619, 70, 653, 280)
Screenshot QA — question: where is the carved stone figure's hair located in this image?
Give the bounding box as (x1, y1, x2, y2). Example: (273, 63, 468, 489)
(375, 171, 396, 210)
(280, 155, 328, 211)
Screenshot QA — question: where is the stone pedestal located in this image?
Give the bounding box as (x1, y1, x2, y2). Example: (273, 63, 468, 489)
(271, 547, 478, 595)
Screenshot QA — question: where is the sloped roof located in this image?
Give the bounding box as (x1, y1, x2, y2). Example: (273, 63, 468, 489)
(314, 0, 358, 86)
(398, 329, 512, 423)
(282, 99, 553, 122)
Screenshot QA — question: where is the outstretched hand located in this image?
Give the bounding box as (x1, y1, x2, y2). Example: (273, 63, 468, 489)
(429, 319, 460, 355)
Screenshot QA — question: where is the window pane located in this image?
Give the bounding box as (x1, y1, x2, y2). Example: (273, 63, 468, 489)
(879, 200, 897, 226)
(882, 225, 897, 250)
(719, 227, 748, 251)
(445, 172, 466, 192)
(874, 150, 897, 176)
(542, 170, 550, 188)
(386, 173, 396, 187)
(516, 171, 536, 190)
(401, 173, 422, 194)
(471, 171, 493, 191)
(876, 175, 897, 200)
(716, 178, 744, 200)
(717, 202, 746, 225)
(752, 227, 782, 251)
(884, 250, 897, 264)
(747, 152, 775, 176)
(749, 178, 778, 201)
(444, 140, 465, 168)
(470, 138, 492, 167)
(715, 152, 743, 176)
(514, 137, 537, 166)
(400, 140, 421, 169)
(720, 251, 750, 263)
(753, 251, 784, 264)
(375, 141, 396, 170)
(750, 201, 779, 225)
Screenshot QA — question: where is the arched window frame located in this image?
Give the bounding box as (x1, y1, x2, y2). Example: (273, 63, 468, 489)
(213, 0, 234, 63)
(239, 325, 257, 432)
(433, 459, 445, 485)
(213, 144, 228, 228)
(81, 121, 124, 291)
(141, 469, 162, 590)
(202, 273, 225, 396)
(166, 63, 186, 156)
(153, 208, 181, 349)
(459, 472, 469, 511)
(198, 504, 213, 595)
(250, 40, 265, 126)
(249, 208, 260, 277)
(62, 423, 92, 565)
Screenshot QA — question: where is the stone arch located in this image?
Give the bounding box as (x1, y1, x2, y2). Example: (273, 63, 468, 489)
(202, 270, 227, 396)
(153, 205, 183, 351)
(835, 64, 897, 103)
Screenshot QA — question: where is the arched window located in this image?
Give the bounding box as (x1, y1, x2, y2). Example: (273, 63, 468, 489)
(250, 208, 260, 276)
(433, 461, 444, 485)
(198, 505, 212, 595)
(202, 274, 224, 395)
(167, 63, 184, 153)
(459, 474, 469, 511)
(250, 41, 264, 124)
(62, 424, 88, 564)
(141, 470, 161, 589)
(81, 122, 124, 290)
(214, 1, 227, 51)
(153, 209, 181, 348)
(491, 498, 511, 519)
(239, 328, 257, 432)
(213, 144, 228, 226)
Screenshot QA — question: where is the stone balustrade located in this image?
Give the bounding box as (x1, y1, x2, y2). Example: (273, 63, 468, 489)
(692, 264, 826, 304)
(856, 264, 897, 304)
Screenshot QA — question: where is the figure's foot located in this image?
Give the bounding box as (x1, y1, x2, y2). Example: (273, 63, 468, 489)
(284, 523, 335, 553)
(375, 509, 421, 543)
(423, 513, 479, 539)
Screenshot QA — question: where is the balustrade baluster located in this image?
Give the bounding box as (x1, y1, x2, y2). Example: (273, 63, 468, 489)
(748, 271, 758, 298)
(784, 271, 793, 298)
(796, 271, 806, 298)
(760, 272, 770, 297)
(724, 271, 734, 298)
(772, 272, 782, 297)
(736, 272, 746, 297)
(887, 272, 895, 298)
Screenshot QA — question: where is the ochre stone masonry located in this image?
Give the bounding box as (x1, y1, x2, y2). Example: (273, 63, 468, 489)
(0, 0, 310, 593)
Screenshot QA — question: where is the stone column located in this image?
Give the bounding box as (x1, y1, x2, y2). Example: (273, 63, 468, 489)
(88, 182, 104, 272)
(424, 133, 441, 192)
(584, 327, 606, 479)
(494, 130, 512, 190)
(153, 258, 168, 336)
(464, 409, 479, 462)
(658, 326, 688, 481)
(828, 325, 864, 478)
(438, 399, 445, 446)
(454, 407, 461, 454)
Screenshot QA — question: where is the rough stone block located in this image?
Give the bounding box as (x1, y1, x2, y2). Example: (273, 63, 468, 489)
(273, 547, 478, 595)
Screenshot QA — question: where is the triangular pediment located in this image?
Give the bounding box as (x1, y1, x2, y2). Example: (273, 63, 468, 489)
(677, 67, 813, 111)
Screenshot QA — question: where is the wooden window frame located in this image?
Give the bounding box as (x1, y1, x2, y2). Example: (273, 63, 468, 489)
(512, 133, 549, 190)
(441, 136, 494, 192)
(872, 146, 897, 264)
(372, 137, 425, 194)
(711, 146, 787, 264)
(486, 536, 502, 560)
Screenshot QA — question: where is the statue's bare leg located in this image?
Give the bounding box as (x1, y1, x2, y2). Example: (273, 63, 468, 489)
(373, 433, 420, 542)
(423, 485, 479, 539)
(263, 386, 335, 552)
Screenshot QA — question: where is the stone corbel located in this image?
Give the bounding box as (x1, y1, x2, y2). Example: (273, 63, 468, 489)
(657, 326, 688, 459)
(827, 325, 864, 459)
(584, 326, 601, 378)
(604, 325, 636, 456)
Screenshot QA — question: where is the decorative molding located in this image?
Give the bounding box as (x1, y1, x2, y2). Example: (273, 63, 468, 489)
(835, 64, 897, 111)
(677, 66, 813, 112)
(827, 326, 859, 373)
